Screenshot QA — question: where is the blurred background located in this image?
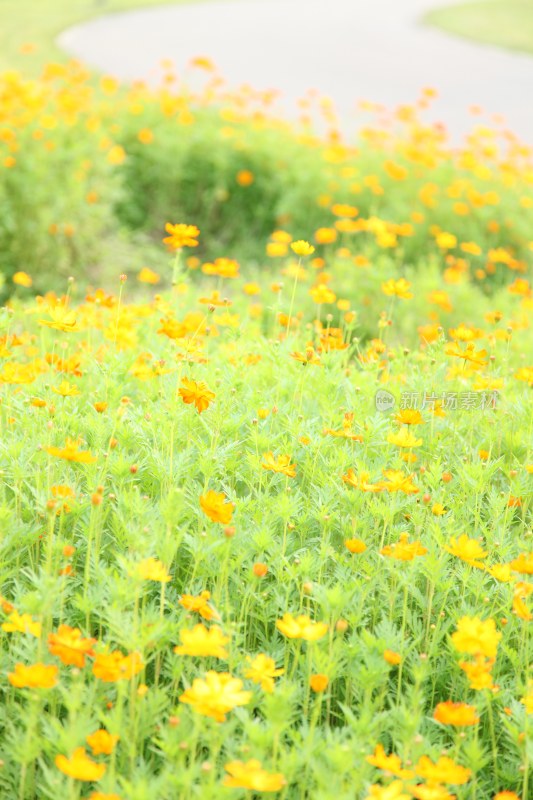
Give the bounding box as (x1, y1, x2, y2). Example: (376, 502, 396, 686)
(4, 0, 533, 141)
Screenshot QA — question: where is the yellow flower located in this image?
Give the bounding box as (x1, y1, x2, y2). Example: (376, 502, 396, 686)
(486, 563, 513, 583)
(314, 227, 337, 244)
(200, 490, 234, 524)
(137, 557, 171, 582)
(379, 470, 419, 495)
(381, 278, 412, 299)
(459, 655, 495, 690)
(107, 145, 126, 165)
(310, 283, 336, 304)
(179, 377, 215, 413)
(45, 438, 97, 464)
(163, 223, 200, 250)
(444, 342, 488, 368)
(290, 240, 315, 256)
(381, 533, 427, 561)
(364, 780, 412, 800)
(8, 662, 58, 689)
(394, 409, 424, 425)
(261, 452, 296, 478)
(179, 671, 251, 721)
(275, 613, 328, 641)
(444, 535, 487, 568)
(13, 271, 33, 287)
(138, 267, 160, 284)
(451, 616, 501, 659)
(174, 624, 229, 659)
(244, 654, 284, 692)
(223, 759, 286, 792)
(55, 748, 106, 782)
(39, 306, 80, 333)
(411, 785, 456, 800)
(52, 380, 80, 397)
(86, 729, 119, 756)
(387, 430, 422, 448)
(2, 611, 41, 638)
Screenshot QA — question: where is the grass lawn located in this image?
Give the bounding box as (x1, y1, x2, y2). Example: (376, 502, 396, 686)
(426, 0, 533, 55)
(0, 0, 203, 73)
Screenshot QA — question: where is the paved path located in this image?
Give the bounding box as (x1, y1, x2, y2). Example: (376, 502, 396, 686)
(58, 0, 533, 142)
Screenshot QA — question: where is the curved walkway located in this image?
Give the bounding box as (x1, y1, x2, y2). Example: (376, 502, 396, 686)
(58, 0, 533, 142)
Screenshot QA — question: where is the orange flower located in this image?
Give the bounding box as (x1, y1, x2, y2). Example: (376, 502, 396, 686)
(55, 748, 106, 782)
(179, 671, 251, 721)
(261, 452, 296, 478)
(174, 624, 229, 659)
(86, 794, 122, 800)
(163, 223, 199, 250)
(314, 227, 337, 244)
(366, 744, 415, 779)
(342, 469, 382, 492)
(45, 438, 97, 464)
(276, 613, 328, 641)
(433, 701, 479, 726)
(92, 651, 143, 682)
(223, 759, 286, 791)
(344, 538, 367, 554)
(509, 553, 533, 575)
(415, 755, 471, 785)
(178, 377, 215, 413)
(48, 625, 96, 667)
(309, 674, 329, 692)
(236, 170, 254, 187)
(200, 490, 234, 524)
(512, 582, 533, 621)
(384, 649, 402, 665)
(86, 729, 119, 756)
(179, 590, 219, 621)
(8, 662, 58, 689)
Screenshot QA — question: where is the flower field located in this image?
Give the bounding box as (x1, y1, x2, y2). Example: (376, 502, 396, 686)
(0, 59, 532, 800)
